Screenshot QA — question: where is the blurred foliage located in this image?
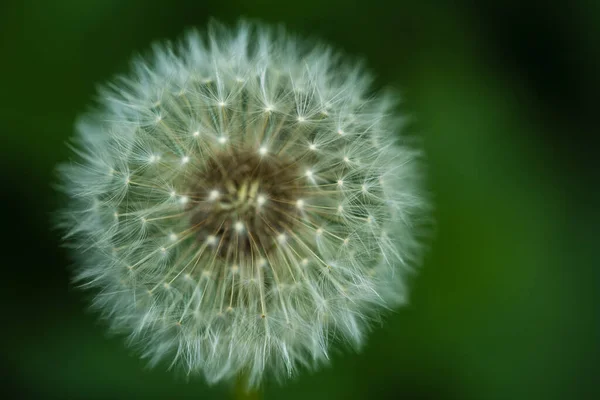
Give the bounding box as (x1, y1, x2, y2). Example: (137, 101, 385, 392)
(0, 0, 598, 399)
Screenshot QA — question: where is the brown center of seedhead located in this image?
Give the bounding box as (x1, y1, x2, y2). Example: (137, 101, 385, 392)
(187, 151, 303, 259)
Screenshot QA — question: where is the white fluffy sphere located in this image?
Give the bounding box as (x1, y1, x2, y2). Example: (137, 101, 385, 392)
(57, 20, 428, 388)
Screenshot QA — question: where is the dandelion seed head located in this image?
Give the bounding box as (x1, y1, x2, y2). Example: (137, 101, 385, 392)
(56, 20, 429, 388)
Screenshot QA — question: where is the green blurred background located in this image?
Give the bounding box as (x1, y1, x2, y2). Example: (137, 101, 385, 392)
(0, 0, 598, 399)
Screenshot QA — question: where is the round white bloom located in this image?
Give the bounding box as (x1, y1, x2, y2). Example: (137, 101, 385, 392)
(57, 20, 428, 388)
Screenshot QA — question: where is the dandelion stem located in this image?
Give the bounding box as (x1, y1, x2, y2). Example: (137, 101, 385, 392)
(234, 374, 262, 400)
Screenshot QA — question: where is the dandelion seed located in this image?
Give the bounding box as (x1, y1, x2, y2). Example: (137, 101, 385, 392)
(256, 194, 267, 206)
(208, 190, 220, 201)
(234, 221, 245, 233)
(56, 20, 429, 389)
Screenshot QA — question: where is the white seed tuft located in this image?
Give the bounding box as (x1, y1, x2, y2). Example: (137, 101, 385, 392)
(56, 20, 429, 389)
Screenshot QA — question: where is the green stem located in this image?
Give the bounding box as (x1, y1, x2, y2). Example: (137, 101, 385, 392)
(234, 374, 262, 400)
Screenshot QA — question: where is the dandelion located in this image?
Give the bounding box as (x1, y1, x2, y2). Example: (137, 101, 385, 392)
(57, 20, 429, 388)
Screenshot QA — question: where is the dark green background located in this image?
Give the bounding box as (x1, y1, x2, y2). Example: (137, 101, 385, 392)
(1, 1, 597, 399)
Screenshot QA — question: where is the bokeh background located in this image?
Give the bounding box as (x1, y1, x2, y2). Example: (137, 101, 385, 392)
(0, 0, 598, 399)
